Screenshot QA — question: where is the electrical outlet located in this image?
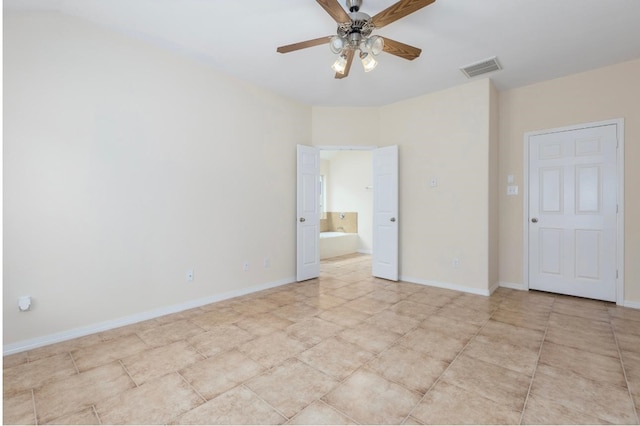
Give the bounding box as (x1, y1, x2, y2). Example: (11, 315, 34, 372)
(452, 258, 460, 269)
(264, 257, 270, 268)
(243, 261, 250, 271)
(186, 269, 194, 282)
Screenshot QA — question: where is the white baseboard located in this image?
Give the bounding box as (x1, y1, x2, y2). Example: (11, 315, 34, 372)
(623, 300, 640, 310)
(400, 276, 492, 297)
(499, 281, 528, 291)
(3, 276, 295, 356)
(357, 249, 372, 255)
(489, 281, 500, 295)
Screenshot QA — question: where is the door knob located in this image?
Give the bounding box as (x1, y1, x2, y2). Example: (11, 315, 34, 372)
(299, 217, 306, 222)
(390, 217, 396, 222)
(531, 218, 538, 223)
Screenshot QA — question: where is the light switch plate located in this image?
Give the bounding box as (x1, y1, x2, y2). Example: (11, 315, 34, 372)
(507, 185, 519, 196)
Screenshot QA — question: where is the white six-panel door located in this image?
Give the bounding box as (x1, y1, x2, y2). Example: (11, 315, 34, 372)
(528, 124, 618, 301)
(296, 145, 320, 281)
(372, 145, 399, 281)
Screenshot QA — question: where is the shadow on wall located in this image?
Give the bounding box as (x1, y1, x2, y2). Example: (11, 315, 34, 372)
(320, 212, 358, 233)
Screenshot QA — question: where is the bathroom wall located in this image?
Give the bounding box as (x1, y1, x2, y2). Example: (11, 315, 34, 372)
(324, 212, 358, 233)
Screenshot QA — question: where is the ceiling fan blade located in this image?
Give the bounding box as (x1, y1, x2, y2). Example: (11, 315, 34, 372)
(316, 0, 351, 23)
(372, 0, 435, 28)
(335, 49, 355, 79)
(382, 37, 422, 60)
(277, 36, 332, 54)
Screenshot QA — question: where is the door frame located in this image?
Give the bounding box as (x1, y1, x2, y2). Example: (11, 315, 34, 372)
(522, 119, 625, 305)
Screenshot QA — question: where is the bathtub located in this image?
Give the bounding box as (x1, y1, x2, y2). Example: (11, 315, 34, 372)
(320, 232, 359, 260)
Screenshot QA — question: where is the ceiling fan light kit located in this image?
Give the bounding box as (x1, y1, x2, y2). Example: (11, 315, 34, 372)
(277, 0, 434, 79)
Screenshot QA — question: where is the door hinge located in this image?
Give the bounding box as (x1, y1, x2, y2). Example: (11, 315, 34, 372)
(616, 269, 619, 279)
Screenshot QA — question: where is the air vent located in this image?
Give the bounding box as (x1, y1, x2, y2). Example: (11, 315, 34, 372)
(460, 56, 502, 78)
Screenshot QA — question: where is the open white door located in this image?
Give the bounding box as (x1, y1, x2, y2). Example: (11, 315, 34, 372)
(296, 145, 320, 281)
(372, 145, 399, 281)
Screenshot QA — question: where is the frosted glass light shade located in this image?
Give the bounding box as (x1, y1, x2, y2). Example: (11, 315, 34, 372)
(332, 54, 348, 74)
(367, 36, 384, 56)
(329, 36, 345, 54)
(360, 52, 378, 72)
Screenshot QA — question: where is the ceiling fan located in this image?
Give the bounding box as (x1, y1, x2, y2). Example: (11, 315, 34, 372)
(277, 0, 435, 79)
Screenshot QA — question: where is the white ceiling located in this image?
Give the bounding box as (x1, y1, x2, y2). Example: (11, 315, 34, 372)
(5, 0, 640, 107)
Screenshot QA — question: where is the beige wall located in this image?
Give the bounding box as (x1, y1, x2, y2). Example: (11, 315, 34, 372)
(498, 59, 640, 304)
(3, 12, 310, 346)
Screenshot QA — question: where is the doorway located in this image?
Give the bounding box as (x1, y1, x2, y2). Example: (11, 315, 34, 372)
(296, 145, 398, 282)
(524, 120, 624, 303)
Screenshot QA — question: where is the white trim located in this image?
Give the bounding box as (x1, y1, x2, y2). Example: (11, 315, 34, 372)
(316, 145, 378, 151)
(623, 300, 640, 310)
(523, 118, 625, 304)
(3, 277, 295, 356)
(400, 275, 492, 297)
(499, 281, 528, 291)
(357, 249, 373, 255)
(489, 281, 500, 295)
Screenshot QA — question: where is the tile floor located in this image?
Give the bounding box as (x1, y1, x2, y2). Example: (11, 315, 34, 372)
(3, 253, 640, 424)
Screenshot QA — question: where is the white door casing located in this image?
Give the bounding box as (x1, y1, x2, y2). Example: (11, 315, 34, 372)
(527, 123, 619, 302)
(372, 145, 399, 281)
(296, 145, 320, 281)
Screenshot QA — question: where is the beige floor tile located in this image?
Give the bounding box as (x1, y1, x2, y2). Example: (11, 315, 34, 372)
(522, 393, 612, 425)
(402, 416, 424, 425)
(325, 282, 374, 300)
(499, 296, 554, 315)
(304, 294, 349, 310)
(449, 293, 502, 313)
(492, 307, 550, 331)
(296, 337, 374, 380)
(617, 331, 640, 354)
(71, 334, 149, 372)
(238, 331, 307, 368)
(179, 350, 264, 400)
(478, 319, 545, 350)
(189, 307, 244, 329)
(437, 303, 493, 326)
(463, 334, 540, 375)
(187, 324, 254, 357)
(34, 362, 134, 424)
(368, 346, 448, 394)
(99, 318, 161, 341)
(285, 317, 343, 346)
(408, 291, 458, 308)
(95, 373, 204, 425)
(3, 352, 29, 369)
(552, 299, 610, 322)
(230, 298, 280, 315)
(339, 322, 402, 354)
(272, 303, 320, 322)
(548, 311, 612, 333)
(538, 341, 626, 387)
(235, 312, 294, 336)
(3, 391, 35, 425)
(322, 369, 421, 425)
(412, 381, 521, 425)
(530, 363, 637, 424)
(420, 314, 482, 339)
(440, 354, 531, 411)
(155, 307, 206, 324)
(317, 305, 371, 328)
(26, 334, 105, 362)
(246, 358, 338, 418)
(287, 400, 356, 425)
(367, 289, 409, 304)
(45, 407, 100, 425)
(121, 340, 203, 385)
(137, 319, 206, 347)
(613, 317, 640, 337)
(545, 323, 619, 358)
(365, 309, 421, 335)
(315, 278, 351, 290)
(390, 300, 440, 321)
(4, 353, 77, 397)
(398, 327, 467, 363)
(609, 306, 640, 322)
(172, 385, 286, 425)
(341, 296, 393, 315)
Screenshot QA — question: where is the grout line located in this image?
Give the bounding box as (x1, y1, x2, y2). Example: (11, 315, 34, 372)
(610, 310, 640, 424)
(241, 383, 290, 421)
(92, 405, 103, 425)
(118, 359, 140, 388)
(68, 351, 80, 374)
(402, 314, 493, 424)
(31, 388, 38, 426)
(176, 371, 207, 404)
